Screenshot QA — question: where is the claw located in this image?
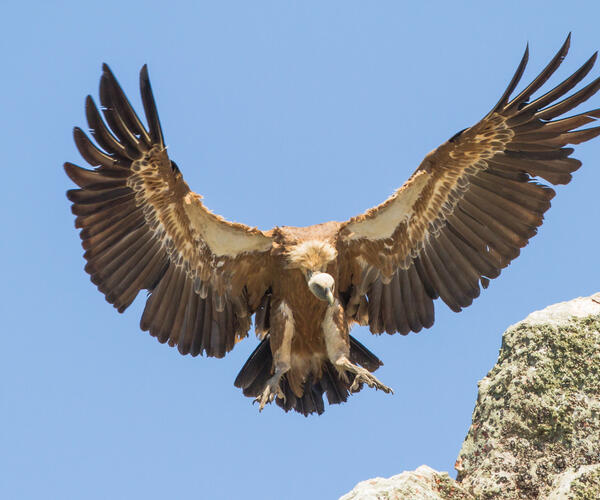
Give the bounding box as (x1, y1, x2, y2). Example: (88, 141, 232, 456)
(255, 386, 276, 412)
(254, 375, 286, 412)
(276, 387, 286, 402)
(335, 356, 394, 395)
(349, 369, 394, 394)
(350, 367, 394, 394)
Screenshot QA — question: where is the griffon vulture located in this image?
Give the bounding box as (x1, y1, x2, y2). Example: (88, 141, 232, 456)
(65, 35, 600, 415)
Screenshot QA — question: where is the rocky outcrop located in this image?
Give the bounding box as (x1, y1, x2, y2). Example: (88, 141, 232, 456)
(341, 294, 600, 500)
(339, 465, 474, 500)
(455, 293, 600, 499)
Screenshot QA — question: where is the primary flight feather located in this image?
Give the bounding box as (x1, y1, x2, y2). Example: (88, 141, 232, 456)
(65, 35, 600, 415)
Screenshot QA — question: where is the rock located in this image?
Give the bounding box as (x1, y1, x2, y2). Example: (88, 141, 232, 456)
(512, 293, 600, 329)
(339, 465, 474, 500)
(340, 293, 600, 499)
(547, 464, 600, 499)
(456, 293, 600, 499)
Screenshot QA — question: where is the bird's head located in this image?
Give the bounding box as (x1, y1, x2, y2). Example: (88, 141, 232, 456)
(307, 271, 335, 306)
(284, 240, 337, 305)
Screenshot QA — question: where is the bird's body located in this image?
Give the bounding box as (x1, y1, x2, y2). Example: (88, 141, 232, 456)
(236, 224, 392, 413)
(65, 35, 600, 415)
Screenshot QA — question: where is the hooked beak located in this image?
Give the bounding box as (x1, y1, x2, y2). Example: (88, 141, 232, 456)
(307, 272, 336, 306)
(325, 288, 335, 306)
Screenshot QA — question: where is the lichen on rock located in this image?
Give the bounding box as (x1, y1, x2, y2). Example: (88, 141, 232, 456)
(339, 465, 474, 500)
(548, 464, 600, 499)
(340, 294, 600, 500)
(456, 294, 600, 499)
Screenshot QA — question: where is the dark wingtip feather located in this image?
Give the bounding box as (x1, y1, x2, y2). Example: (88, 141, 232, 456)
(489, 43, 530, 115)
(64, 162, 80, 184)
(506, 35, 571, 113)
(139, 64, 165, 148)
(562, 33, 571, 53)
(85, 94, 94, 113)
(520, 52, 598, 117)
(73, 126, 121, 169)
(558, 32, 572, 70)
(65, 188, 80, 203)
(99, 64, 153, 149)
(537, 74, 600, 121)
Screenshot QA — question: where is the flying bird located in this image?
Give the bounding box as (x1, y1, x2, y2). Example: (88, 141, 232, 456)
(65, 35, 600, 416)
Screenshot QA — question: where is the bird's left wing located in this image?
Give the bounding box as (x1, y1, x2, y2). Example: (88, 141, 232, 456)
(65, 65, 274, 358)
(337, 36, 600, 335)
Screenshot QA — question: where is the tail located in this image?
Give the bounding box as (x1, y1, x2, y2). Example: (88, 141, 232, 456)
(234, 335, 383, 416)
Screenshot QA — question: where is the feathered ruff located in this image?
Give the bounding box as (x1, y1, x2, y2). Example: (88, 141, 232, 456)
(285, 240, 337, 271)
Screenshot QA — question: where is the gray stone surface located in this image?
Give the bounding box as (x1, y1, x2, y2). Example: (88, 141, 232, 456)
(341, 294, 600, 499)
(339, 465, 473, 500)
(547, 464, 600, 499)
(456, 293, 600, 499)
(511, 292, 600, 329)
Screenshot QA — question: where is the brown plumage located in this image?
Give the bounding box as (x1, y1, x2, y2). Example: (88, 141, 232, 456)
(65, 35, 600, 415)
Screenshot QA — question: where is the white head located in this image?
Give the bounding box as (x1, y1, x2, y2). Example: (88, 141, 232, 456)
(307, 272, 335, 305)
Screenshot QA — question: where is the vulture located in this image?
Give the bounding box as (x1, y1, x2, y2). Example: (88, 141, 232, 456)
(65, 35, 600, 416)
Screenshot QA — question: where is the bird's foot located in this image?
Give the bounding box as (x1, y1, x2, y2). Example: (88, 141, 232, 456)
(348, 366, 393, 394)
(334, 356, 393, 394)
(254, 376, 286, 412)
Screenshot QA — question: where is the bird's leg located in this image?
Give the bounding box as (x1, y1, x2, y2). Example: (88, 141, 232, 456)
(255, 301, 294, 412)
(334, 356, 393, 394)
(322, 302, 393, 394)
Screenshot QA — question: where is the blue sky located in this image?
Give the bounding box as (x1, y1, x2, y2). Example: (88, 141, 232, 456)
(3, 2, 600, 499)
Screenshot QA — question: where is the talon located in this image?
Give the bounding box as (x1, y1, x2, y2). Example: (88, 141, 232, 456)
(255, 386, 275, 412)
(254, 374, 285, 412)
(276, 388, 286, 402)
(336, 357, 393, 395)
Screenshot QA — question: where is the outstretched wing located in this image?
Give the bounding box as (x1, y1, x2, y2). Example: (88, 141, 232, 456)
(337, 35, 600, 335)
(65, 64, 274, 358)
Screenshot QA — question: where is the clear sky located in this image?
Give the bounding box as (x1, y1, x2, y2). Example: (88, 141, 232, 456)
(2, 2, 600, 499)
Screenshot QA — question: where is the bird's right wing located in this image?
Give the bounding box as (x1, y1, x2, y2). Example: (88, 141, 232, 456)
(65, 64, 274, 358)
(337, 35, 600, 335)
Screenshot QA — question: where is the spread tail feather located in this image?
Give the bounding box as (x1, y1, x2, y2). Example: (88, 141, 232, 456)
(234, 335, 383, 416)
(349, 335, 384, 372)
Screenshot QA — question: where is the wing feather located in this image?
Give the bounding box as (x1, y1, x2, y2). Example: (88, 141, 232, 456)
(338, 36, 600, 335)
(140, 65, 165, 147)
(503, 35, 570, 115)
(101, 64, 153, 146)
(66, 64, 274, 357)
